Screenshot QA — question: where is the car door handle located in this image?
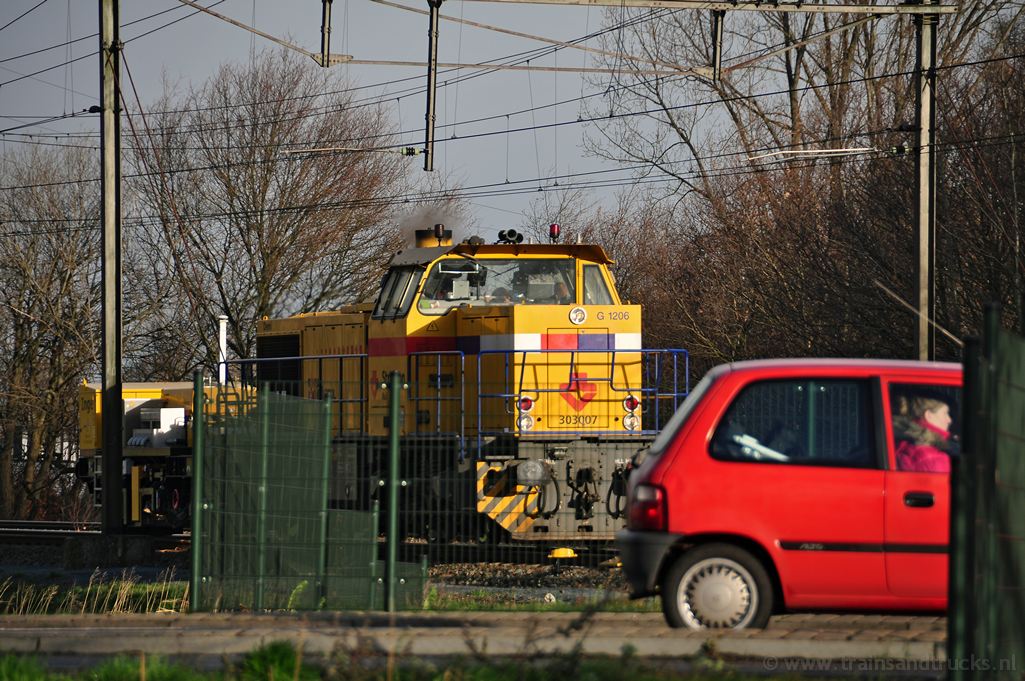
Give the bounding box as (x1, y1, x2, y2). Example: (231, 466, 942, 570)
(904, 491, 934, 508)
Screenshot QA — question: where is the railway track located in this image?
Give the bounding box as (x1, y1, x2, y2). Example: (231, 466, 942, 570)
(0, 520, 100, 546)
(0, 520, 606, 567)
(0, 520, 99, 531)
(395, 539, 618, 568)
(0, 521, 188, 553)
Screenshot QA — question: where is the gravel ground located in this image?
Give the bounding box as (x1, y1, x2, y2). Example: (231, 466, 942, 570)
(0, 541, 188, 586)
(429, 562, 627, 591)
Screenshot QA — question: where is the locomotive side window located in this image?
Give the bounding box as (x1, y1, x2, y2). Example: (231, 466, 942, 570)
(583, 265, 614, 305)
(373, 266, 423, 319)
(418, 258, 576, 314)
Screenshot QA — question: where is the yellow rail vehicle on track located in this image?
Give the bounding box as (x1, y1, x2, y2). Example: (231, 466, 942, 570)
(254, 227, 688, 542)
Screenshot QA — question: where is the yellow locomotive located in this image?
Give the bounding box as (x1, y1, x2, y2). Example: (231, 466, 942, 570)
(77, 226, 688, 540)
(252, 226, 688, 541)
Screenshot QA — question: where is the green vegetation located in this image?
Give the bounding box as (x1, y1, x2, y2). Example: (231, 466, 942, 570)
(0, 643, 831, 680)
(0, 571, 654, 615)
(0, 655, 70, 681)
(0, 571, 187, 615)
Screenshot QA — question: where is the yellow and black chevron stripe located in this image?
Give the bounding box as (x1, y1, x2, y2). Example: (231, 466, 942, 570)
(476, 462, 540, 535)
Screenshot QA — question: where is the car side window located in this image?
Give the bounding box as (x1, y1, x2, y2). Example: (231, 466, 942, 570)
(710, 379, 879, 469)
(888, 383, 961, 474)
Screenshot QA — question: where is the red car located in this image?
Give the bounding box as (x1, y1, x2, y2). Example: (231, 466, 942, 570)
(616, 359, 962, 628)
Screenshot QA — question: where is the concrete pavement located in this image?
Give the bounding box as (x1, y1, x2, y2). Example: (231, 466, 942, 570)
(0, 612, 947, 663)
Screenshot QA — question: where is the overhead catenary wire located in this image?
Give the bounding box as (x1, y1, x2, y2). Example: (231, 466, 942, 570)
(0, 2, 220, 65)
(0, 38, 1021, 202)
(0, 2, 781, 157)
(2, 8, 946, 153)
(0, 137, 97, 150)
(12, 27, 960, 156)
(0, 3, 1000, 155)
(3, 129, 1023, 232)
(0, 0, 228, 90)
(371, 0, 691, 74)
(0, 2, 667, 136)
(0, 118, 901, 191)
(0, 0, 48, 35)
(1, 43, 1018, 163)
(0, 124, 890, 191)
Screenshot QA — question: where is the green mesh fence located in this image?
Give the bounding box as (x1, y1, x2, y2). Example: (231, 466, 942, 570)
(192, 385, 426, 612)
(191, 350, 687, 613)
(950, 307, 1025, 680)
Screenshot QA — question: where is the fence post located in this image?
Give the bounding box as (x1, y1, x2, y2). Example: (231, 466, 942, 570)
(370, 499, 380, 609)
(981, 304, 1000, 670)
(190, 371, 205, 613)
(385, 371, 403, 613)
(317, 396, 332, 606)
(255, 389, 269, 610)
(950, 336, 980, 680)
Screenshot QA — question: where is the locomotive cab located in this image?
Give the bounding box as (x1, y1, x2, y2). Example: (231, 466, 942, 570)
(365, 235, 637, 441)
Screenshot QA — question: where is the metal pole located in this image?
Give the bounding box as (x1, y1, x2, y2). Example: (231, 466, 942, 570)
(99, 0, 124, 535)
(190, 371, 205, 613)
(320, 0, 333, 67)
(385, 371, 402, 612)
(317, 396, 332, 605)
(255, 390, 269, 610)
(914, 3, 938, 360)
(423, 0, 442, 171)
(218, 315, 228, 385)
(711, 10, 725, 83)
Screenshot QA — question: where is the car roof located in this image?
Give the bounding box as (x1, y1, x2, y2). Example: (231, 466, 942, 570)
(720, 357, 961, 375)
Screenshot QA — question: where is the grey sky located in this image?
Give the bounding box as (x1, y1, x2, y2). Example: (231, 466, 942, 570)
(0, 0, 626, 235)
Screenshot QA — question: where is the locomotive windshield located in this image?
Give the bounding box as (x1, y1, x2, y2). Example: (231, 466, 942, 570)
(418, 258, 576, 315)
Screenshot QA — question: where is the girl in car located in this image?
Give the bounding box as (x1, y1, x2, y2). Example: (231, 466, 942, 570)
(893, 395, 955, 473)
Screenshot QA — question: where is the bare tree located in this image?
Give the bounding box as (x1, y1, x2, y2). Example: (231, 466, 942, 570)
(574, 4, 1023, 368)
(518, 187, 597, 243)
(0, 146, 99, 520)
(124, 48, 416, 376)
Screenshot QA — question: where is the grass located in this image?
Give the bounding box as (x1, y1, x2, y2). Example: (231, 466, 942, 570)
(0, 569, 188, 615)
(0, 642, 835, 680)
(0, 570, 656, 615)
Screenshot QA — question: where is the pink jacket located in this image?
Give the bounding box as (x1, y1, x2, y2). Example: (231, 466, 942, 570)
(895, 420, 951, 473)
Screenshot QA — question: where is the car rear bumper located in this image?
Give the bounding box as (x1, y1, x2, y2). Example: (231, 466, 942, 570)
(615, 529, 683, 598)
